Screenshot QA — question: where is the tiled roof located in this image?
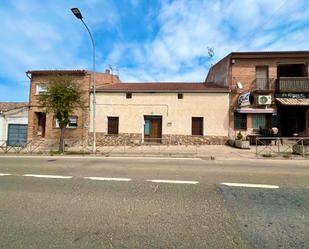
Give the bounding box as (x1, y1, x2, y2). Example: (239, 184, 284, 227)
(26, 70, 87, 75)
(0, 102, 29, 112)
(96, 82, 229, 93)
(230, 51, 309, 59)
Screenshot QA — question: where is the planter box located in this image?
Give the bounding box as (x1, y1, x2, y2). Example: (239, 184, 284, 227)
(292, 144, 309, 155)
(235, 140, 250, 149)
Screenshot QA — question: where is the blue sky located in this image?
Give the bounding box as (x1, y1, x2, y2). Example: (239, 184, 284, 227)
(1, 0, 309, 101)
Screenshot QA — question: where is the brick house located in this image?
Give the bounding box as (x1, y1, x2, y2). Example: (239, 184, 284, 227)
(206, 51, 309, 139)
(26, 69, 120, 146)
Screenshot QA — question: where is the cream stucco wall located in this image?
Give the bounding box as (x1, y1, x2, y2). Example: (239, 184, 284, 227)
(0, 115, 4, 141)
(90, 92, 229, 136)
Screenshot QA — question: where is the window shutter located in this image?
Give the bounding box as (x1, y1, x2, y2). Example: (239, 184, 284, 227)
(108, 117, 119, 134)
(192, 117, 203, 136)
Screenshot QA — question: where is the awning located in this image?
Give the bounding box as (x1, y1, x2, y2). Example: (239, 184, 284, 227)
(276, 98, 309, 106)
(236, 108, 275, 114)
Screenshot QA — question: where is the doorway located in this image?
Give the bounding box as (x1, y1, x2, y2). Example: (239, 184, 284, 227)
(36, 112, 46, 138)
(144, 116, 162, 143)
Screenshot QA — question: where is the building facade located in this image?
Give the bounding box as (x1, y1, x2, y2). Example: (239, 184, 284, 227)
(0, 102, 29, 146)
(206, 51, 309, 139)
(90, 82, 230, 145)
(26, 69, 120, 146)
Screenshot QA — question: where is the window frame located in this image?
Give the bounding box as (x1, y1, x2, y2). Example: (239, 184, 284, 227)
(252, 114, 267, 130)
(36, 83, 47, 95)
(234, 113, 247, 130)
(55, 116, 78, 129)
(107, 116, 119, 135)
(191, 117, 204, 136)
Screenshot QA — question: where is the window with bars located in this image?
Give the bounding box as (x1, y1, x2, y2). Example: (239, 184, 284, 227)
(192, 117, 203, 136)
(55, 116, 78, 128)
(107, 117, 119, 135)
(234, 113, 247, 130)
(252, 114, 267, 129)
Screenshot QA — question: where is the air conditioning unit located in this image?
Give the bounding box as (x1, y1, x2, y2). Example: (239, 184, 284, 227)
(258, 95, 272, 105)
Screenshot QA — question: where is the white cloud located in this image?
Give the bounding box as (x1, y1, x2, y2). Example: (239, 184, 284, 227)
(1, 0, 309, 101)
(106, 0, 309, 82)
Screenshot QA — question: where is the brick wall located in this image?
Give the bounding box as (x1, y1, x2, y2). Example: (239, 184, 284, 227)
(27, 71, 120, 144)
(208, 55, 309, 138)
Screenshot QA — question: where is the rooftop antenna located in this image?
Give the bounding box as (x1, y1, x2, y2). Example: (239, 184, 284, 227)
(108, 64, 114, 83)
(207, 47, 215, 68)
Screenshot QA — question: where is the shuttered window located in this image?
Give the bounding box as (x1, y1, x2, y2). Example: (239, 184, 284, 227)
(252, 114, 267, 129)
(234, 113, 247, 130)
(107, 117, 119, 135)
(192, 117, 203, 136)
(255, 66, 269, 89)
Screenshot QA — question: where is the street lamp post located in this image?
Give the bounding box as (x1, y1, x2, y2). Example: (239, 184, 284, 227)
(71, 8, 96, 153)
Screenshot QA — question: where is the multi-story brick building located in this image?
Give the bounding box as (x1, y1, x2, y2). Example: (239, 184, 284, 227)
(206, 51, 309, 139)
(26, 69, 120, 146)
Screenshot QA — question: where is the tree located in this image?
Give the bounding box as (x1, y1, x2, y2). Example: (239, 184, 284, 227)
(38, 75, 85, 152)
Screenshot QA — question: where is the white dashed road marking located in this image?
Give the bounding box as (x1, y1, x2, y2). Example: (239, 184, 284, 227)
(221, 182, 279, 189)
(0, 173, 12, 176)
(84, 177, 132, 182)
(23, 174, 73, 179)
(146, 179, 199, 184)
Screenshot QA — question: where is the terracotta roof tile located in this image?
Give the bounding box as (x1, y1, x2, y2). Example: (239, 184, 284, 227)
(0, 102, 29, 112)
(96, 82, 229, 93)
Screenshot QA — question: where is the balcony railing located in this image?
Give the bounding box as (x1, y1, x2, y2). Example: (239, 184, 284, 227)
(254, 78, 270, 90)
(277, 77, 309, 92)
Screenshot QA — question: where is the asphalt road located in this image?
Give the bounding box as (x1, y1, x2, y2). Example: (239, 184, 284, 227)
(0, 156, 308, 249)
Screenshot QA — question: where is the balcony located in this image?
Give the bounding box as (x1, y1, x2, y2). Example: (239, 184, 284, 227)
(276, 77, 309, 93)
(252, 78, 274, 92)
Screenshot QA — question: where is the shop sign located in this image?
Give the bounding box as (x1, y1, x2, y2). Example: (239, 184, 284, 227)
(238, 92, 254, 107)
(275, 93, 309, 99)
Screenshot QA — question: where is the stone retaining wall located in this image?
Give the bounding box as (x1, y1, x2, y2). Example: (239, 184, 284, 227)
(92, 133, 228, 146)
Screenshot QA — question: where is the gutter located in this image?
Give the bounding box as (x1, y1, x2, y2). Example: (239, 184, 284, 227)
(93, 89, 231, 93)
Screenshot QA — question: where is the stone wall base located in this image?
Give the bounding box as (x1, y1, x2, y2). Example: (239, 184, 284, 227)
(29, 133, 228, 150)
(91, 133, 228, 146)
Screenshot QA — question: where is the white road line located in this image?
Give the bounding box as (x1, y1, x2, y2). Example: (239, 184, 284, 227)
(146, 179, 199, 184)
(84, 177, 131, 182)
(23, 174, 73, 179)
(221, 182, 279, 189)
(0, 173, 12, 176)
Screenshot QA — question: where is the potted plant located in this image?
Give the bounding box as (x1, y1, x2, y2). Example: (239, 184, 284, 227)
(235, 131, 250, 149)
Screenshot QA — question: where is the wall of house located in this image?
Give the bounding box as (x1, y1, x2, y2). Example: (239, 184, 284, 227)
(27, 71, 120, 146)
(0, 115, 4, 141)
(91, 92, 229, 145)
(228, 57, 309, 138)
(0, 108, 28, 142)
(205, 55, 230, 86)
(27, 73, 91, 145)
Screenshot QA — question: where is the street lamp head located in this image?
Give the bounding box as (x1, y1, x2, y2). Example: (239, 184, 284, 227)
(71, 8, 83, 20)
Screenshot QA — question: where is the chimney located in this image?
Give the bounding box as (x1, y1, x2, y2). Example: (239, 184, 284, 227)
(105, 69, 110, 74)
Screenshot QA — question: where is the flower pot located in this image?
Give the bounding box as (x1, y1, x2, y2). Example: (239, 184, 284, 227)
(235, 139, 250, 149)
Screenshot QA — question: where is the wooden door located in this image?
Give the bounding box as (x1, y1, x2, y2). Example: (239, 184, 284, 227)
(144, 116, 162, 143)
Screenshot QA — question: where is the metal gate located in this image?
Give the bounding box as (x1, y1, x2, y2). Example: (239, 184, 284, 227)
(7, 124, 28, 146)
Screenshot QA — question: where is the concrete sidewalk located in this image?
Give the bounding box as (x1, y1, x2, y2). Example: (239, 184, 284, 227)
(70, 144, 306, 160)
(1, 144, 307, 161)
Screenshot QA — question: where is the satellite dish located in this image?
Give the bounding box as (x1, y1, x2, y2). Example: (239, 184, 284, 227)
(237, 82, 243, 89)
